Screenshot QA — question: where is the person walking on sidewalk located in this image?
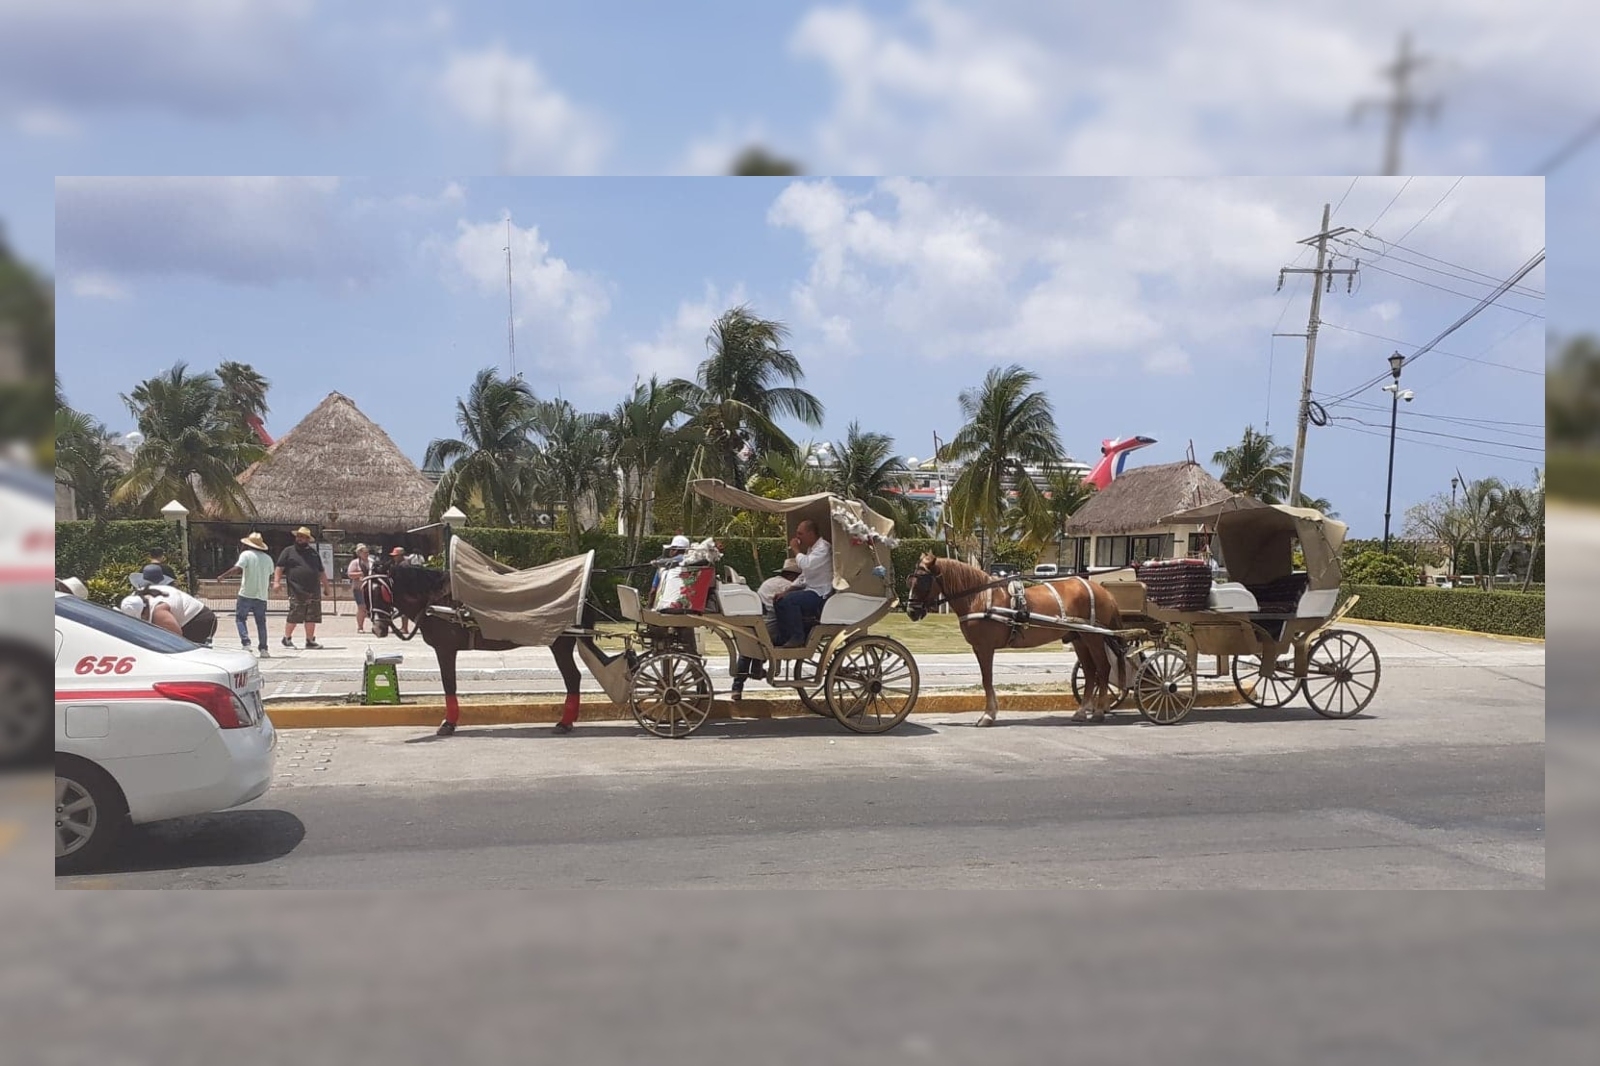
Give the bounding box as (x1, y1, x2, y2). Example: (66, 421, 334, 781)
(274, 526, 332, 650)
(347, 543, 373, 634)
(216, 531, 275, 656)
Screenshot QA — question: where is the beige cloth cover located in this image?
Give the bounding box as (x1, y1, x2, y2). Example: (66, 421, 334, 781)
(448, 537, 594, 646)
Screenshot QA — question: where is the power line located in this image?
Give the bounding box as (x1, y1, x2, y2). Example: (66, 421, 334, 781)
(1318, 322, 1544, 374)
(1532, 113, 1600, 174)
(1354, 233, 1545, 295)
(1356, 261, 1545, 315)
(1364, 176, 1414, 233)
(1334, 238, 1544, 300)
(1387, 176, 1462, 249)
(1331, 176, 1360, 219)
(1319, 247, 1547, 409)
(1329, 398, 1546, 438)
(1325, 421, 1540, 465)
(1336, 412, 1545, 450)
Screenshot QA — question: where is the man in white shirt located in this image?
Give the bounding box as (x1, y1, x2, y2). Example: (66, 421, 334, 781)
(118, 565, 217, 645)
(773, 519, 833, 648)
(731, 559, 801, 700)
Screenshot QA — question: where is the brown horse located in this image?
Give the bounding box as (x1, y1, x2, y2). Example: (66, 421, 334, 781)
(367, 564, 615, 737)
(905, 553, 1129, 726)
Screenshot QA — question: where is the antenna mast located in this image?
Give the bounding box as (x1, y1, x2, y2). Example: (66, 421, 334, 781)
(504, 214, 516, 377)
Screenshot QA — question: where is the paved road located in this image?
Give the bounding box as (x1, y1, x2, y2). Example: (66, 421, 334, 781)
(57, 622, 1543, 889)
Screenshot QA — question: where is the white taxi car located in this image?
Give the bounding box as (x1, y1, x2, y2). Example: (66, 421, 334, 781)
(0, 464, 55, 766)
(54, 590, 277, 874)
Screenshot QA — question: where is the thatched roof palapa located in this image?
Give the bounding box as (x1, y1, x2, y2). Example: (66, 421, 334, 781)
(235, 392, 434, 533)
(1061, 460, 1232, 536)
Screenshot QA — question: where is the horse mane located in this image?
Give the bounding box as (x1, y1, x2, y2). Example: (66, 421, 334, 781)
(390, 565, 450, 601)
(932, 557, 1000, 609)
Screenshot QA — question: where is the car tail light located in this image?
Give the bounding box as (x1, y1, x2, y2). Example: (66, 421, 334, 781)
(153, 681, 252, 729)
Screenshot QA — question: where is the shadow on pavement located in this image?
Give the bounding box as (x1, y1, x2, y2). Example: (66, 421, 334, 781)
(403, 717, 940, 742)
(68, 809, 307, 876)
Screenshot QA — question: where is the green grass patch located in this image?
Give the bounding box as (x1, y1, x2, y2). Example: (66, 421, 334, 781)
(1341, 584, 1544, 639)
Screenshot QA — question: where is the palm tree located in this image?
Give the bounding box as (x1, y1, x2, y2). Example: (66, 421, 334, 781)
(825, 421, 928, 532)
(424, 369, 542, 528)
(1212, 425, 1292, 502)
(530, 398, 618, 552)
(113, 363, 262, 517)
(1455, 474, 1508, 590)
(216, 360, 272, 452)
(1042, 467, 1095, 561)
(669, 305, 825, 515)
(1295, 492, 1338, 518)
(1500, 470, 1545, 591)
(610, 377, 691, 564)
(937, 364, 1064, 565)
(54, 407, 124, 522)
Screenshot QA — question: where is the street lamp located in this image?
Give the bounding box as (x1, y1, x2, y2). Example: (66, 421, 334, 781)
(159, 499, 191, 593)
(1381, 352, 1414, 554)
(441, 506, 467, 560)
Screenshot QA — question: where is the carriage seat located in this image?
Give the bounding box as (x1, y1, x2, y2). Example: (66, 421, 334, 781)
(819, 592, 884, 627)
(1207, 582, 1258, 613)
(1243, 572, 1310, 615)
(714, 582, 764, 617)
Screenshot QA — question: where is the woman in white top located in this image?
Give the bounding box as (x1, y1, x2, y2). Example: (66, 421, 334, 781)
(118, 565, 217, 645)
(347, 544, 373, 634)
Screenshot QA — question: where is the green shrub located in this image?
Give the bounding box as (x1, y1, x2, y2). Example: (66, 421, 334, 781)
(1343, 550, 1417, 586)
(1341, 584, 1544, 639)
(56, 520, 183, 582)
(1549, 449, 1600, 505)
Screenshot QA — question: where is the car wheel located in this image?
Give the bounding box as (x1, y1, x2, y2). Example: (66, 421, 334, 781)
(0, 648, 52, 767)
(55, 757, 127, 875)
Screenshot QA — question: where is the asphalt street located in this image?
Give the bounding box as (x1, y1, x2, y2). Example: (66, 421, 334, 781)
(57, 622, 1543, 890)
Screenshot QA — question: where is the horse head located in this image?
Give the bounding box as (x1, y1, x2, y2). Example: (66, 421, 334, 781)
(905, 552, 941, 622)
(369, 566, 448, 638)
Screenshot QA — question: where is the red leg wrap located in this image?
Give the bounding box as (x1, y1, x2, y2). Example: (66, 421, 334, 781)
(558, 692, 581, 729)
(444, 694, 461, 725)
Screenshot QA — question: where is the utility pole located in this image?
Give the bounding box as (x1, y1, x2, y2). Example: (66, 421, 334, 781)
(1279, 204, 1359, 506)
(504, 214, 516, 378)
(1352, 32, 1441, 175)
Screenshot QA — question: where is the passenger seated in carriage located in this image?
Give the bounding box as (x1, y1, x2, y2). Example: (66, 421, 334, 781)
(731, 559, 801, 699)
(773, 518, 833, 648)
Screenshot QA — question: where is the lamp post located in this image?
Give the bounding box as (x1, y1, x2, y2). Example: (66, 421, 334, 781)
(441, 506, 467, 561)
(1381, 351, 1414, 554)
(160, 500, 191, 593)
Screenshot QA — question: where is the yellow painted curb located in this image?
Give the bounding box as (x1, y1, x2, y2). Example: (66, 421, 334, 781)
(267, 687, 1250, 730)
(1349, 618, 1545, 644)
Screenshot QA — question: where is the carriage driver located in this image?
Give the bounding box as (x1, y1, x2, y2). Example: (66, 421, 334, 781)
(773, 518, 832, 648)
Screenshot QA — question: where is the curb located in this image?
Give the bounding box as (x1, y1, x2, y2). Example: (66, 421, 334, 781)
(1346, 618, 1545, 644)
(267, 687, 1250, 730)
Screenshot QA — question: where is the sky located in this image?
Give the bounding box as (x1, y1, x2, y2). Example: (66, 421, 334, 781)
(4, 0, 1579, 532)
(54, 174, 1543, 538)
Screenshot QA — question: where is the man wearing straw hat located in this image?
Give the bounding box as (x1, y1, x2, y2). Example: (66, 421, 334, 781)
(216, 531, 276, 656)
(274, 526, 332, 650)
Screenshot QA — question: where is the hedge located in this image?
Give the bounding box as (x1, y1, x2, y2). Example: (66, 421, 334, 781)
(57, 520, 185, 583)
(1340, 584, 1544, 639)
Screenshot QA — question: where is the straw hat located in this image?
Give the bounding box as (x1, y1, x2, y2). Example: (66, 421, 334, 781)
(240, 532, 268, 551)
(775, 559, 801, 576)
(354, 543, 369, 553)
(293, 526, 314, 538)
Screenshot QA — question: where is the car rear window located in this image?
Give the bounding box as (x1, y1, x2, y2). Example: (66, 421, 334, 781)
(55, 594, 198, 653)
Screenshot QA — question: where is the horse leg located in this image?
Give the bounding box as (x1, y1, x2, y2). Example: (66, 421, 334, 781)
(1070, 637, 1092, 721)
(552, 635, 582, 734)
(975, 642, 998, 727)
(1086, 638, 1115, 721)
(436, 639, 461, 737)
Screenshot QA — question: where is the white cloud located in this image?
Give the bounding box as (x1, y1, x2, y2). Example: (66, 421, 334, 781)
(625, 283, 748, 382)
(56, 176, 374, 288)
(14, 105, 77, 137)
(790, 0, 1600, 175)
(68, 273, 131, 301)
(438, 216, 612, 365)
(0, 0, 336, 124)
(437, 45, 608, 174)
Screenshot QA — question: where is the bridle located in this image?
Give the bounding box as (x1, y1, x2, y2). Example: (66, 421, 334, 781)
(906, 559, 1028, 621)
(366, 570, 444, 641)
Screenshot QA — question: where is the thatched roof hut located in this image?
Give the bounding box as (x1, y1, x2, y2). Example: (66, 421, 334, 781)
(235, 392, 434, 534)
(1063, 460, 1232, 536)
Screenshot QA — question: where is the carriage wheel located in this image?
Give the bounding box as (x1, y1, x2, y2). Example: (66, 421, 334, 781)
(824, 636, 920, 734)
(1303, 629, 1381, 719)
(797, 686, 831, 717)
(628, 651, 715, 738)
(1071, 658, 1129, 711)
(1133, 648, 1196, 725)
(1232, 653, 1303, 708)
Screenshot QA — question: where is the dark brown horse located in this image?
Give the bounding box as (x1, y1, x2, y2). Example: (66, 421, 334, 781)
(367, 564, 612, 737)
(905, 553, 1129, 726)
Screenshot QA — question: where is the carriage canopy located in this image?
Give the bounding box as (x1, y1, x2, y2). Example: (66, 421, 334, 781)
(689, 479, 897, 598)
(1160, 495, 1347, 591)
